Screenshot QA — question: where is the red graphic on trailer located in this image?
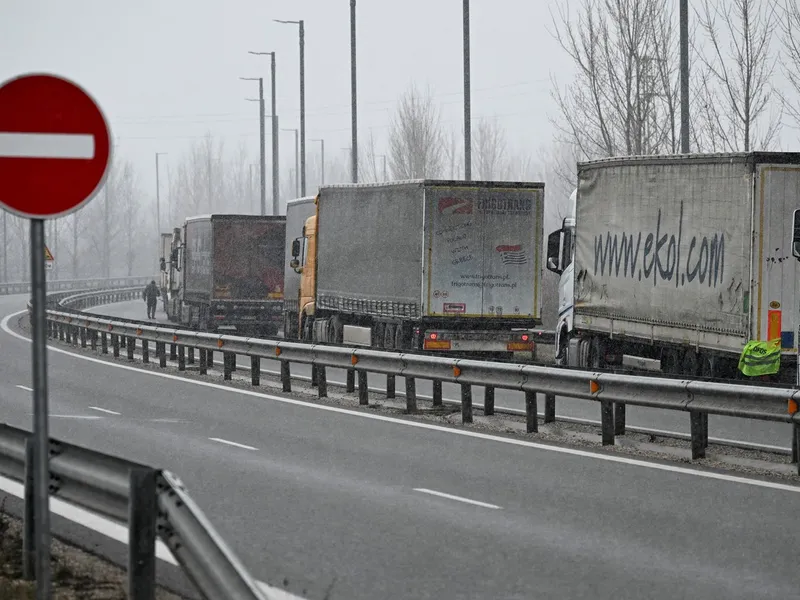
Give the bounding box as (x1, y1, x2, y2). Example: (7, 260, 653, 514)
(438, 197, 473, 214)
(496, 244, 528, 265)
(443, 302, 466, 314)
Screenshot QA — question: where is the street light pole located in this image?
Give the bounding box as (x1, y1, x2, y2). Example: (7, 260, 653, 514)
(275, 19, 306, 195)
(249, 51, 280, 215)
(679, 0, 690, 154)
(240, 77, 266, 215)
(282, 128, 299, 197)
(155, 152, 167, 234)
(312, 138, 325, 185)
(350, 0, 358, 183)
(462, 0, 471, 181)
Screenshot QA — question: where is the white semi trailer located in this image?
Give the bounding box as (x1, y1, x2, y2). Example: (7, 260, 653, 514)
(546, 152, 800, 383)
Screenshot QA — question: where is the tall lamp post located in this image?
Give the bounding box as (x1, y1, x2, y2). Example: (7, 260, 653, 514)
(462, 0, 471, 181)
(155, 152, 168, 233)
(311, 138, 325, 185)
(282, 128, 300, 197)
(248, 51, 280, 215)
(274, 18, 306, 195)
(240, 76, 266, 215)
(350, 1, 358, 183)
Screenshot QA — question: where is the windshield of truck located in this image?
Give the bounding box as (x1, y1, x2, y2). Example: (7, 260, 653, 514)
(212, 220, 285, 300)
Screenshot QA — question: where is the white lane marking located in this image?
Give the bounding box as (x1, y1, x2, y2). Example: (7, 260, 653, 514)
(209, 437, 258, 451)
(0, 132, 95, 159)
(413, 488, 502, 510)
(149, 418, 191, 424)
(88, 406, 121, 415)
(0, 474, 304, 600)
(3, 309, 800, 494)
(50, 415, 103, 420)
(16, 384, 32, 392)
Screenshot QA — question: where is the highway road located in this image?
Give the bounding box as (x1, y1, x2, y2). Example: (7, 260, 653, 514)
(2, 293, 800, 599)
(92, 300, 794, 452)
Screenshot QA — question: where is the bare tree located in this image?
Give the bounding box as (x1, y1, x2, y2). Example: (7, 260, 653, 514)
(549, 0, 682, 160)
(442, 126, 463, 179)
(388, 83, 445, 179)
(694, 0, 782, 151)
(473, 118, 510, 180)
(778, 0, 800, 128)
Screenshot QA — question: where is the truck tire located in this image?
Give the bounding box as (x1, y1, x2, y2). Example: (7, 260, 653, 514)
(384, 323, 396, 350)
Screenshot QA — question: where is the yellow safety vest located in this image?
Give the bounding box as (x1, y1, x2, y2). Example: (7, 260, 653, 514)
(738, 339, 781, 377)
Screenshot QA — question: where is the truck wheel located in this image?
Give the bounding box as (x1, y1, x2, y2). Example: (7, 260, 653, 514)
(394, 325, 407, 351)
(329, 316, 343, 345)
(555, 329, 570, 366)
(373, 323, 385, 349)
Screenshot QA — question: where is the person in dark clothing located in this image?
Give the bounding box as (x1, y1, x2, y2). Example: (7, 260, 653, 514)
(143, 280, 160, 319)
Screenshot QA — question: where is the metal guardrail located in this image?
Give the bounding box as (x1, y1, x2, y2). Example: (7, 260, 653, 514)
(0, 275, 152, 297)
(43, 287, 800, 473)
(0, 424, 267, 600)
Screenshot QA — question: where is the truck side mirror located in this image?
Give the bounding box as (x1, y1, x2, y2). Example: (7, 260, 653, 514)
(546, 230, 563, 275)
(289, 258, 300, 270)
(291, 239, 301, 258)
(793, 209, 800, 260)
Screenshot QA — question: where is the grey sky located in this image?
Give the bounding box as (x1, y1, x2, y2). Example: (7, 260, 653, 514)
(2, 1, 574, 202)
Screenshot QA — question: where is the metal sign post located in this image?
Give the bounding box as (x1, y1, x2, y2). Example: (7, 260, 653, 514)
(0, 72, 111, 598)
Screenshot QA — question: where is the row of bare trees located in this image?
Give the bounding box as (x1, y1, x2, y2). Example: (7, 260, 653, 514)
(1, 158, 151, 283)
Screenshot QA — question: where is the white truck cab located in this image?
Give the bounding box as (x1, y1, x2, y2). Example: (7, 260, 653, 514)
(546, 188, 577, 366)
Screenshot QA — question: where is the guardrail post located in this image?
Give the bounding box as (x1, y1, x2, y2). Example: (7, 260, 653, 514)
(128, 467, 157, 600)
(91, 331, 98, 351)
(317, 365, 328, 398)
(127, 337, 136, 360)
(188, 347, 195, 365)
(346, 369, 355, 393)
(405, 377, 417, 410)
(544, 394, 556, 423)
(142, 340, 149, 363)
(358, 371, 368, 405)
(121, 335, 127, 350)
(690, 411, 706, 459)
(601, 400, 615, 446)
(112, 334, 120, 358)
(207, 350, 214, 367)
(199, 349, 207, 375)
(432, 380, 443, 407)
(177, 345, 186, 371)
(614, 403, 626, 436)
(157, 342, 166, 368)
(280, 361, 291, 392)
(386, 374, 396, 399)
(58, 322, 65, 341)
(251, 356, 260, 386)
(461, 384, 473, 424)
(169, 343, 177, 361)
(701, 413, 709, 450)
(101, 332, 108, 354)
(484, 386, 495, 415)
(80, 327, 87, 348)
(23, 437, 35, 581)
(223, 352, 233, 380)
(525, 391, 538, 433)
(311, 365, 318, 387)
(65, 324, 72, 344)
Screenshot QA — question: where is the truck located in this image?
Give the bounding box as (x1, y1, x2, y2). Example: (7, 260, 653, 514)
(282, 196, 317, 339)
(286, 179, 545, 357)
(160, 214, 287, 336)
(545, 152, 800, 383)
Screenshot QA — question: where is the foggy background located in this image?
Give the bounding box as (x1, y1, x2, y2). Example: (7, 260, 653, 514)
(2, 0, 798, 328)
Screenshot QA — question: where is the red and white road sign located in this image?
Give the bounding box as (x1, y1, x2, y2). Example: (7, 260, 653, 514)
(0, 72, 112, 219)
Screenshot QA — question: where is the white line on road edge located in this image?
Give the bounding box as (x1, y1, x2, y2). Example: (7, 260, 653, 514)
(209, 437, 258, 451)
(3, 309, 800, 495)
(0, 475, 304, 600)
(16, 385, 32, 392)
(46, 415, 104, 420)
(88, 406, 121, 415)
(413, 488, 502, 510)
(0, 132, 95, 159)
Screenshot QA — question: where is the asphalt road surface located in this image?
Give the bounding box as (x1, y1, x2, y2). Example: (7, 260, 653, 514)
(91, 300, 794, 452)
(2, 294, 799, 599)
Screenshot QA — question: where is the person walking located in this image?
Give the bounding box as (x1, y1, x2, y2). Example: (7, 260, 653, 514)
(143, 280, 160, 319)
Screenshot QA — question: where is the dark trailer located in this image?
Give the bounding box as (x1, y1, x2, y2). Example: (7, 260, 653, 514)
(182, 214, 286, 336)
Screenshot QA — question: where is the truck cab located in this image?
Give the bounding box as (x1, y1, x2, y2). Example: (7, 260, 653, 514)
(289, 213, 317, 340)
(546, 188, 577, 366)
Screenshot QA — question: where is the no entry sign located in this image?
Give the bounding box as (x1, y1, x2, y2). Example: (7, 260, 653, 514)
(0, 72, 112, 219)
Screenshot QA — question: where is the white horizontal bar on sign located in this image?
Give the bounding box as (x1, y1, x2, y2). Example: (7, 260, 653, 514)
(0, 132, 95, 159)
